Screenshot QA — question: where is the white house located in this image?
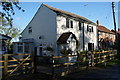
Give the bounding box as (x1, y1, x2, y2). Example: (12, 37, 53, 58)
(13, 4, 98, 58)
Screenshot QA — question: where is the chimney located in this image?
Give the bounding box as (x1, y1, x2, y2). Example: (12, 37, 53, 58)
(118, 28, 120, 31)
(96, 20, 100, 26)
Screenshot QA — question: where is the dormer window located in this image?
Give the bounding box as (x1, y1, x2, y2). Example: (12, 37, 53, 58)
(28, 27, 32, 33)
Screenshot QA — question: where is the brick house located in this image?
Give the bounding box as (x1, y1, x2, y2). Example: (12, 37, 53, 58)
(97, 21, 115, 49)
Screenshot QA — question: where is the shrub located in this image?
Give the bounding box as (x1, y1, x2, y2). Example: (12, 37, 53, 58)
(44, 46, 54, 52)
(60, 48, 73, 55)
(80, 50, 87, 54)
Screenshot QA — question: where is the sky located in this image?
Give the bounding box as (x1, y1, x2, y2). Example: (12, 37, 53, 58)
(18, 0, 120, 2)
(118, 1, 120, 29)
(12, 2, 119, 32)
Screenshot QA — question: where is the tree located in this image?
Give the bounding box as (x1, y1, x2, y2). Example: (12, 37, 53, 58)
(1, 0, 24, 26)
(0, 0, 24, 52)
(0, 13, 21, 51)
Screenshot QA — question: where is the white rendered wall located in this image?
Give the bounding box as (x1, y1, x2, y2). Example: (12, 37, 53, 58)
(21, 4, 58, 55)
(56, 15, 98, 51)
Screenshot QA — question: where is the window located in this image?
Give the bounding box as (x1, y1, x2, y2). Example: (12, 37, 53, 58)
(87, 25, 89, 31)
(39, 47, 42, 56)
(28, 27, 32, 33)
(91, 27, 93, 32)
(17, 43, 23, 53)
(24, 43, 29, 53)
(66, 18, 73, 28)
(79, 22, 82, 30)
(69, 20, 73, 28)
(66, 18, 69, 28)
(87, 25, 93, 32)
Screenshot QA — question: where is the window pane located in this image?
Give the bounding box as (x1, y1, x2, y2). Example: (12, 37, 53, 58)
(18, 43, 23, 46)
(66, 18, 69, 28)
(79, 22, 82, 30)
(28, 27, 32, 33)
(92, 27, 93, 32)
(25, 43, 29, 53)
(18, 46, 23, 53)
(70, 20, 73, 28)
(87, 25, 89, 31)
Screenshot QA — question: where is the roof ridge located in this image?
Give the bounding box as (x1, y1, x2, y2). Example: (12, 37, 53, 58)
(98, 26, 114, 34)
(42, 4, 96, 25)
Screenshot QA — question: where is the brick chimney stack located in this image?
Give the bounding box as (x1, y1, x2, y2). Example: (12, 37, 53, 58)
(97, 20, 100, 26)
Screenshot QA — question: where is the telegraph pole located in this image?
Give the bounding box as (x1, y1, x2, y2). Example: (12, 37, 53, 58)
(112, 2, 117, 45)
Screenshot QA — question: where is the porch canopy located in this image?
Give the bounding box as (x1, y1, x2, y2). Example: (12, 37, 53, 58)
(57, 32, 78, 44)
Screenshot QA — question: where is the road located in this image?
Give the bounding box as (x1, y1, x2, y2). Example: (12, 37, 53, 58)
(63, 64, 120, 80)
(3, 64, 120, 80)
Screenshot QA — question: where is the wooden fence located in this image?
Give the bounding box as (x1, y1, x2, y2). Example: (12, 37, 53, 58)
(93, 50, 117, 65)
(35, 50, 117, 77)
(0, 50, 117, 79)
(0, 53, 34, 80)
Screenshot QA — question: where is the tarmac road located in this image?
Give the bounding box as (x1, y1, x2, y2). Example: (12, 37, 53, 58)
(63, 64, 120, 80)
(3, 64, 120, 80)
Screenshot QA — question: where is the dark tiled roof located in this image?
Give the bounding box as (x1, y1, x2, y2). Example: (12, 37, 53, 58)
(43, 4, 96, 25)
(98, 26, 114, 34)
(57, 32, 77, 44)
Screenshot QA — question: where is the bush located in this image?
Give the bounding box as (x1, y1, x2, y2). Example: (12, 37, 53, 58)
(60, 48, 73, 55)
(44, 46, 54, 52)
(80, 50, 87, 54)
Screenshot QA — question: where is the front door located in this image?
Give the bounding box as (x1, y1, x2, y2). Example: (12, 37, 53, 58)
(88, 43, 94, 51)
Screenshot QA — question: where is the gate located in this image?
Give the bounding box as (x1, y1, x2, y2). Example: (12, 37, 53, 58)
(0, 53, 34, 79)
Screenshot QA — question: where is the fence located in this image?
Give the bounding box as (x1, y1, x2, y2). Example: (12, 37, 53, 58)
(0, 53, 34, 80)
(35, 50, 117, 77)
(0, 50, 117, 79)
(93, 50, 117, 65)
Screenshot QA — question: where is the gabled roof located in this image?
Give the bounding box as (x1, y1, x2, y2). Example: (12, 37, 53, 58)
(98, 26, 114, 34)
(57, 32, 77, 44)
(43, 4, 96, 25)
(0, 34, 12, 40)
